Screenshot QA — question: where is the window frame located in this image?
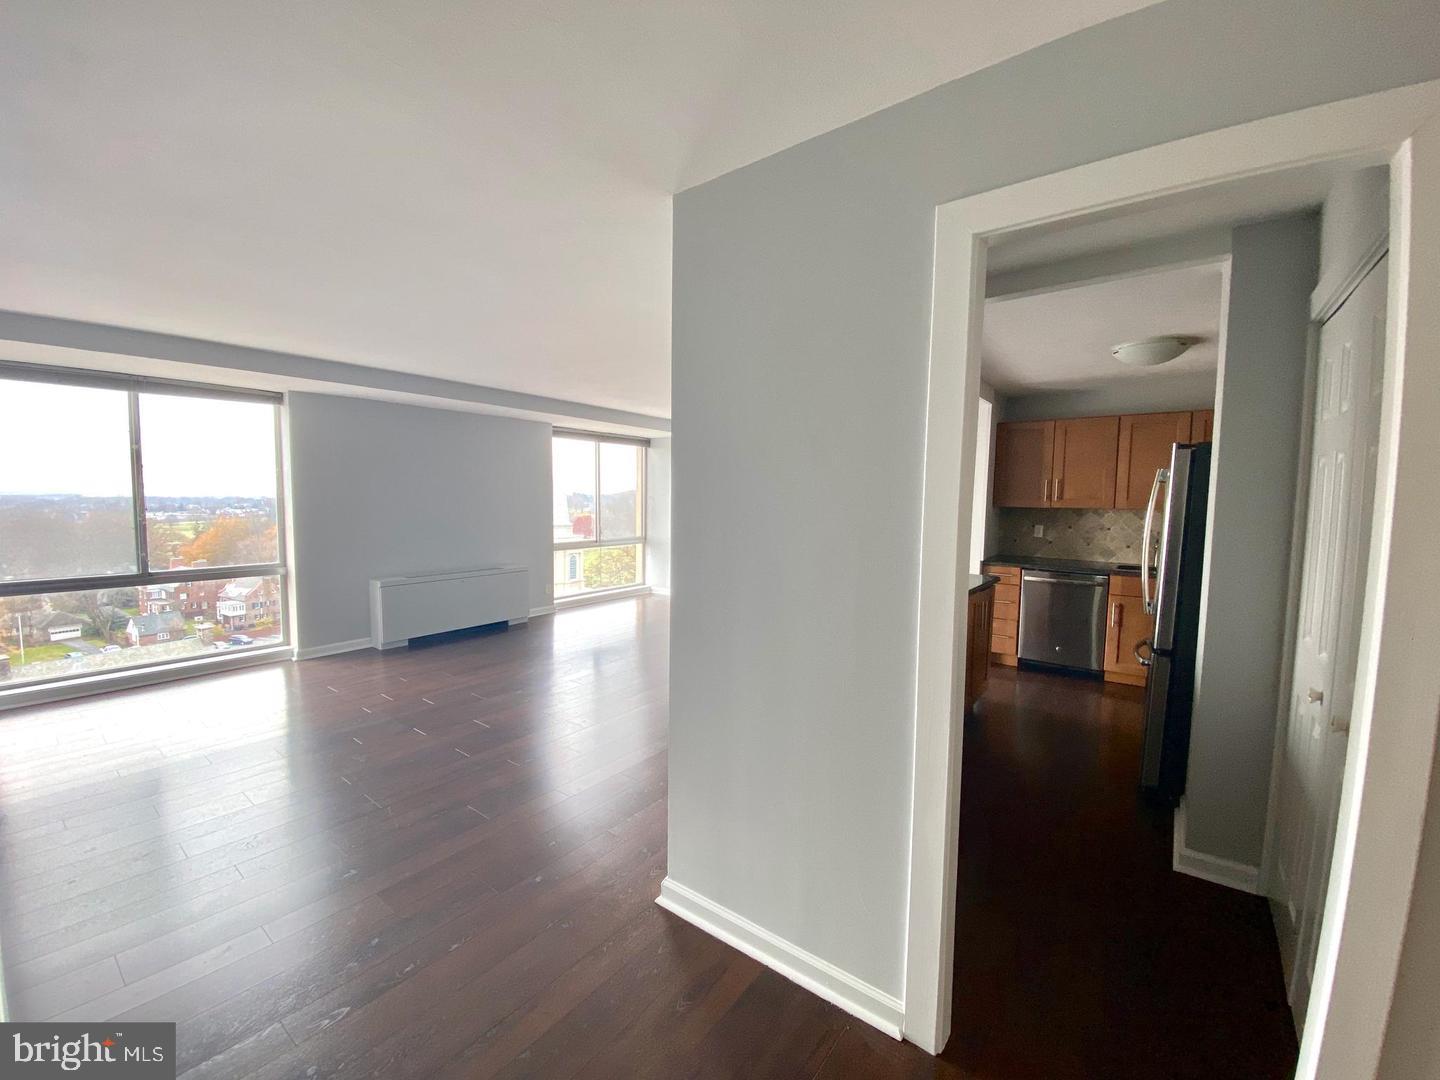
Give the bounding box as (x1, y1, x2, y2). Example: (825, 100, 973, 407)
(0, 361, 290, 684)
(551, 430, 647, 553)
(551, 430, 647, 599)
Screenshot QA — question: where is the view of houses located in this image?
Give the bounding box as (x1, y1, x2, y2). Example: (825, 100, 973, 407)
(0, 494, 282, 684)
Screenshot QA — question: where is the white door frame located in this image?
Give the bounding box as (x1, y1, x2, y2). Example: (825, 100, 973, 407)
(904, 80, 1440, 1080)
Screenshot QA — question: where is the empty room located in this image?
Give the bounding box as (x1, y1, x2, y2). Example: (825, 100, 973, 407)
(3, 3, 1440, 1079)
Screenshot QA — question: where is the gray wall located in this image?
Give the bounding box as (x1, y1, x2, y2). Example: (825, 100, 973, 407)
(287, 393, 552, 650)
(646, 438, 672, 592)
(670, 0, 1440, 999)
(1320, 165, 1390, 283)
(1186, 214, 1318, 865)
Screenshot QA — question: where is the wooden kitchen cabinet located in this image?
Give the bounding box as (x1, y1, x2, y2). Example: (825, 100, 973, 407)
(1051, 416, 1119, 508)
(1103, 574, 1154, 686)
(994, 408, 1215, 510)
(1114, 411, 1193, 510)
(981, 562, 1020, 666)
(1191, 409, 1215, 442)
(964, 581, 996, 712)
(992, 421, 1054, 508)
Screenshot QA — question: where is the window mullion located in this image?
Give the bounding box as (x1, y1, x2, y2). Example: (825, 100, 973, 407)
(128, 390, 151, 575)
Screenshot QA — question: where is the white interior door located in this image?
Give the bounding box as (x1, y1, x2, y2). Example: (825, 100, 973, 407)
(1270, 254, 1388, 1031)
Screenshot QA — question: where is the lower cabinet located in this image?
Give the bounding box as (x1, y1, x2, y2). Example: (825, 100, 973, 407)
(979, 564, 1153, 686)
(1103, 574, 1154, 686)
(981, 562, 1020, 665)
(964, 583, 995, 713)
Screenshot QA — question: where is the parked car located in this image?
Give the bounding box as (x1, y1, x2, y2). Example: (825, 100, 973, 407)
(101, 644, 121, 653)
(64, 651, 86, 660)
(227, 634, 255, 646)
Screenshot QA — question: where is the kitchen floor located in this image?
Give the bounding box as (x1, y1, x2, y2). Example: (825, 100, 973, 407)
(948, 663, 1298, 1079)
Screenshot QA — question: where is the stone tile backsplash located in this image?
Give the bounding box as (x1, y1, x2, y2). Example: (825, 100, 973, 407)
(993, 507, 1146, 563)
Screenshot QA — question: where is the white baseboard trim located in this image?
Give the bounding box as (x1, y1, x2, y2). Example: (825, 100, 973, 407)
(295, 637, 372, 661)
(655, 877, 904, 1039)
(529, 605, 557, 618)
(1173, 801, 1261, 894)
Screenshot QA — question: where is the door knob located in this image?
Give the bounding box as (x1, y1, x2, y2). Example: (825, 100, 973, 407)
(1308, 688, 1325, 704)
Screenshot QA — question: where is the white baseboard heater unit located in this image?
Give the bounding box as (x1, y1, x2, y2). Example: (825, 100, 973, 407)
(369, 565, 529, 650)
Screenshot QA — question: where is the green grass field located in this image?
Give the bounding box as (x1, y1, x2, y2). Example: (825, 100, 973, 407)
(5, 642, 82, 665)
(2, 635, 118, 667)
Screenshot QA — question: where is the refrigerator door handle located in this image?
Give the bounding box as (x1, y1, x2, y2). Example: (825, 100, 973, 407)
(1151, 446, 1193, 651)
(1141, 467, 1167, 615)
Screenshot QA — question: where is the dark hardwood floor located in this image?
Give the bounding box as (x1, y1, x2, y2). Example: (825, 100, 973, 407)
(950, 665, 1297, 1079)
(0, 596, 1295, 1078)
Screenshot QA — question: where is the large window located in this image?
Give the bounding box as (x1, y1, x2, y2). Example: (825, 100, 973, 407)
(0, 364, 287, 689)
(552, 432, 645, 599)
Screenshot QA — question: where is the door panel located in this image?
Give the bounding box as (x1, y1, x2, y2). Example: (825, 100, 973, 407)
(1115, 411, 1193, 509)
(1269, 255, 1387, 1031)
(1051, 415, 1119, 508)
(1104, 584, 1154, 680)
(993, 421, 1054, 507)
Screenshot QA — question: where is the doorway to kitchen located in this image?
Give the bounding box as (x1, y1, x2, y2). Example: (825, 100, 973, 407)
(903, 83, 1440, 1080)
(950, 210, 1286, 1080)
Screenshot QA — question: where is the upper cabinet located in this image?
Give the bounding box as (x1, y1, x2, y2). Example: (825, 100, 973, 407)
(994, 407, 1215, 509)
(993, 421, 1054, 507)
(1052, 416, 1119, 508)
(1115, 411, 1192, 509)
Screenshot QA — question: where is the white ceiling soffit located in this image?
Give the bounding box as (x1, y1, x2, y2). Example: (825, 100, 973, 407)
(1, 1, 1157, 419)
(986, 158, 1361, 274)
(0, 313, 672, 438)
(982, 262, 1224, 394)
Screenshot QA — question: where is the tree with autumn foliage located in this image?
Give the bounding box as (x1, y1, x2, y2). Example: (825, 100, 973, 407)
(179, 518, 278, 567)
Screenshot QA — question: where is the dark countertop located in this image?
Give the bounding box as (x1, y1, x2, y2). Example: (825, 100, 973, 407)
(968, 573, 1000, 593)
(982, 554, 1144, 576)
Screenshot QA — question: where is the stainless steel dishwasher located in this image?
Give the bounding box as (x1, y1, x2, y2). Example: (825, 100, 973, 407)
(1018, 570, 1108, 672)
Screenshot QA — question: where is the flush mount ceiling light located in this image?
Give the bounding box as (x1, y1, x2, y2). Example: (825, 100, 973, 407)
(1111, 335, 1194, 367)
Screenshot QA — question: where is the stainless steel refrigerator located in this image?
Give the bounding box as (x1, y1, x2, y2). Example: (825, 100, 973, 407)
(1138, 442, 1211, 805)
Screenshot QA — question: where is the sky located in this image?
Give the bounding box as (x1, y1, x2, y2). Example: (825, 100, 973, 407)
(0, 379, 278, 497)
(552, 436, 595, 528)
(551, 437, 638, 532)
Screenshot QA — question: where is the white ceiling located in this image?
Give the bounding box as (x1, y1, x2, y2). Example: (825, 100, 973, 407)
(0, 1, 1156, 418)
(982, 262, 1224, 394)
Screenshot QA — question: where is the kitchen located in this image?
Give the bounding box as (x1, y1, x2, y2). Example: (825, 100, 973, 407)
(960, 258, 1223, 805)
(945, 212, 1306, 1074)
(946, 157, 1398, 1071)
(981, 405, 1213, 800)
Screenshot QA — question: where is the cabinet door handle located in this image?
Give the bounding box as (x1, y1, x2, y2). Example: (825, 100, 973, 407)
(1056, 476, 1063, 500)
(1110, 602, 1120, 628)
